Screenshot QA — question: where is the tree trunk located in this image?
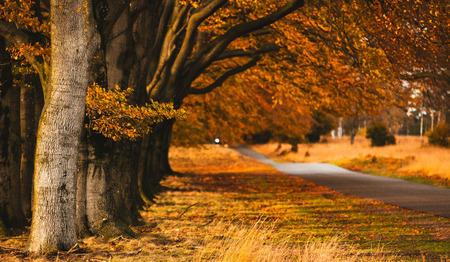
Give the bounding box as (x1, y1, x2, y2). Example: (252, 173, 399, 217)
(109, 141, 142, 226)
(82, 136, 136, 239)
(0, 38, 26, 230)
(26, 0, 99, 253)
(139, 120, 175, 202)
(76, 133, 89, 236)
(20, 77, 37, 219)
(73, 0, 140, 237)
(350, 116, 359, 145)
(0, 219, 7, 236)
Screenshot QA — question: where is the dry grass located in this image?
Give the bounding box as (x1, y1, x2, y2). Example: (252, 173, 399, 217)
(194, 220, 394, 262)
(168, 145, 274, 174)
(252, 136, 450, 181)
(0, 145, 448, 261)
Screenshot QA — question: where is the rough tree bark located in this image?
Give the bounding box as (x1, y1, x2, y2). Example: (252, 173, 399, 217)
(74, 0, 140, 237)
(80, 136, 137, 238)
(26, 0, 99, 253)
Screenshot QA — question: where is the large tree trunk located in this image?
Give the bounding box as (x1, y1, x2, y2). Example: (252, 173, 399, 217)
(79, 136, 137, 239)
(76, 137, 141, 238)
(26, 0, 99, 253)
(139, 120, 175, 202)
(74, 0, 140, 237)
(0, 38, 26, 231)
(109, 141, 142, 226)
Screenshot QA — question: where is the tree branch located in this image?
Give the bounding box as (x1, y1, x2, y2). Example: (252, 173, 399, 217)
(146, 0, 228, 98)
(0, 21, 49, 92)
(150, 0, 175, 58)
(146, 2, 191, 97)
(217, 44, 281, 60)
(188, 56, 260, 95)
(400, 71, 449, 84)
(170, 0, 227, 79)
(185, 0, 305, 86)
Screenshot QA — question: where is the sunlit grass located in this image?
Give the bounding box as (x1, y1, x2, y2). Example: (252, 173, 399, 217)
(252, 136, 450, 185)
(0, 145, 448, 261)
(167, 145, 448, 260)
(168, 144, 274, 174)
(194, 221, 394, 262)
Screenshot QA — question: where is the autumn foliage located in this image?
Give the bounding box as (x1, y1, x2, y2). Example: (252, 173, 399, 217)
(86, 84, 188, 141)
(1, 0, 449, 255)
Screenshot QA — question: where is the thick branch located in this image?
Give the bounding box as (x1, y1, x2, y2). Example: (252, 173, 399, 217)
(150, 0, 175, 57)
(185, 0, 304, 85)
(170, 0, 227, 79)
(188, 56, 260, 95)
(146, 2, 190, 96)
(146, 0, 227, 97)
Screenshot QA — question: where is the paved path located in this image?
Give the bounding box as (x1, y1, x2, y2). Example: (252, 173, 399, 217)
(233, 146, 450, 218)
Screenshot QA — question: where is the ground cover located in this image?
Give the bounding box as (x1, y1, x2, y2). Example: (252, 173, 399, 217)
(252, 136, 450, 187)
(0, 145, 448, 261)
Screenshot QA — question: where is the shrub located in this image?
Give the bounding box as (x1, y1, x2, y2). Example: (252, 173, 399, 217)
(365, 123, 396, 147)
(426, 122, 449, 147)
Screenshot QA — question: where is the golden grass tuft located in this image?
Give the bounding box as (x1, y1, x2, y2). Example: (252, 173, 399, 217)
(194, 220, 395, 262)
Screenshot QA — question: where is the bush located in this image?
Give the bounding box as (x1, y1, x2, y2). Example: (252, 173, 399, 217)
(365, 123, 396, 147)
(426, 122, 449, 147)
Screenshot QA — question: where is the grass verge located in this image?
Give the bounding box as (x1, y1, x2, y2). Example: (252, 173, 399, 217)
(330, 156, 450, 188)
(251, 136, 450, 188)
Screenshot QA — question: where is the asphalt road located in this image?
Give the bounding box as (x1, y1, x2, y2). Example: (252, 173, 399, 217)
(233, 146, 450, 218)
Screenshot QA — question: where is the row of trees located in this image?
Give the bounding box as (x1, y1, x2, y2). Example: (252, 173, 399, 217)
(172, 0, 449, 146)
(0, 0, 448, 254)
